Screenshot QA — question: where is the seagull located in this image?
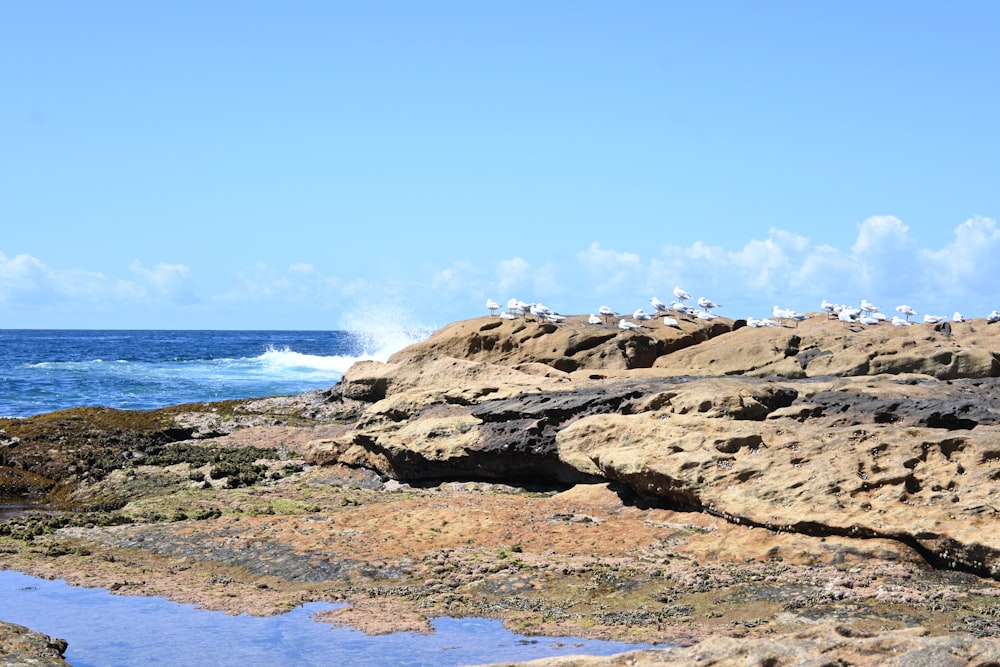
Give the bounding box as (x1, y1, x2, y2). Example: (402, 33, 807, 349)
(598, 305, 618, 323)
(860, 299, 880, 314)
(697, 310, 718, 320)
(662, 316, 680, 328)
(838, 307, 860, 327)
(788, 312, 809, 327)
(671, 301, 697, 316)
(821, 299, 837, 318)
(507, 298, 519, 314)
(923, 314, 946, 324)
(988, 310, 1000, 324)
(772, 305, 792, 325)
(859, 313, 880, 326)
(633, 309, 653, 325)
(747, 317, 765, 328)
(517, 300, 532, 318)
(891, 316, 912, 327)
(650, 296, 670, 314)
(485, 299, 500, 316)
(530, 303, 555, 321)
(895, 305, 917, 322)
(953, 311, 965, 323)
(673, 286, 693, 302)
(619, 318, 642, 331)
(697, 297, 720, 312)
(588, 314, 602, 325)
(500, 311, 518, 320)
(546, 313, 566, 324)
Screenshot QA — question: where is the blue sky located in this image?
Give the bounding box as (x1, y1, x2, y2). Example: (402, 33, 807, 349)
(2, 2, 998, 330)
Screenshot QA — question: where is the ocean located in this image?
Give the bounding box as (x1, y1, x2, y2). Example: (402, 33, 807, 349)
(0, 326, 428, 418)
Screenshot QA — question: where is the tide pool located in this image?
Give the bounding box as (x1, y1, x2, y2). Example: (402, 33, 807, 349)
(0, 571, 658, 666)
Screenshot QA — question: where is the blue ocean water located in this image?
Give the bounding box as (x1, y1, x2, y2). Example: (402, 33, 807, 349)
(0, 328, 424, 418)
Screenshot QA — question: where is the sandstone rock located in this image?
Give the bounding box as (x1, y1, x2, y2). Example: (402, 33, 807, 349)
(315, 323, 1000, 581)
(656, 315, 1000, 379)
(0, 621, 70, 667)
(387, 315, 739, 372)
(475, 623, 1000, 666)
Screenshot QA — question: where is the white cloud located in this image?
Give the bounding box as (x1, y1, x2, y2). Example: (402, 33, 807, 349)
(0, 252, 47, 285)
(917, 215, 1000, 304)
(129, 262, 197, 303)
(0, 251, 111, 303)
(851, 215, 913, 256)
(567, 216, 1000, 319)
(495, 257, 530, 294)
(431, 261, 477, 292)
(576, 242, 641, 294)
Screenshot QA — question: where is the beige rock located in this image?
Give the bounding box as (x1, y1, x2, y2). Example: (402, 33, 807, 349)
(475, 623, 1000, 666)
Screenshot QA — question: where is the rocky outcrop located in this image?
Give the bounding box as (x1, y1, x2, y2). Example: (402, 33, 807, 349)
(0, 622, 70, 667)
(387, 315, 740, 372)
(303, 314, 1000, 583)
(656, 315, 1000, 379)
(478, 623, 1000, 667)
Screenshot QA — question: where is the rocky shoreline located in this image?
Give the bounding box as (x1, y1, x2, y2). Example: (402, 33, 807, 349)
(3, 312, 1000, 665)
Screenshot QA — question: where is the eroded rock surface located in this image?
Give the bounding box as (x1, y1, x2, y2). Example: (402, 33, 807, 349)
(477, 623, 1000, 667)
(0, 622, 69, 666)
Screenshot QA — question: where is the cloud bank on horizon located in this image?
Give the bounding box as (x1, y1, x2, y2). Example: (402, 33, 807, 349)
(2, 214, 998, 329)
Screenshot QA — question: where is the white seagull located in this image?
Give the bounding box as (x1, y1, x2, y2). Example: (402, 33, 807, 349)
(895, 305, 918, 321)
(662, 316, 680, 328)
(671, 301, 697, 316)
(697, 297, 720, 312)
(859, 313, 880, 326)
(891, 316, 912, 327)
(633, 309, 653, 325)
(530, 303, 556, 321)
(821, 299, 837, 318)
(988, 310, 1000, 324)
(598, 305, 618, 323)
(588, 314, 602, 325)
(923, 314, 946, 324)
(787, 311, 809, 327)
(672, 286, 693, 302)
(485, 299, 500, 316)
(860, 299, 880, 314)
(619, 318, 642, 331)
(500, 311, 518, 320)
(838, 307, 860, 327)
(650, 296, 669, 314)
(953, 311, 965, 323)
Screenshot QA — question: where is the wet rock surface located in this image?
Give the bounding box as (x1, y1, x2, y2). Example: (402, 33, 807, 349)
(0, 621, 70, 666)
(4, 311, 1000, 662)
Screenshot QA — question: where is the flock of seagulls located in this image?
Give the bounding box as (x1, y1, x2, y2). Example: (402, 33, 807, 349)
(487, 287, 728, 331)
(486, 290, 1000, 334)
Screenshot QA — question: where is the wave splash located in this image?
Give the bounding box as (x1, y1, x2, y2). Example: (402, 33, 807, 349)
(338, 304, 434, 363)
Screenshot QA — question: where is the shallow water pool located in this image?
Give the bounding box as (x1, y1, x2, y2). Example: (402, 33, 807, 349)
(0, 570, 658, 666)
